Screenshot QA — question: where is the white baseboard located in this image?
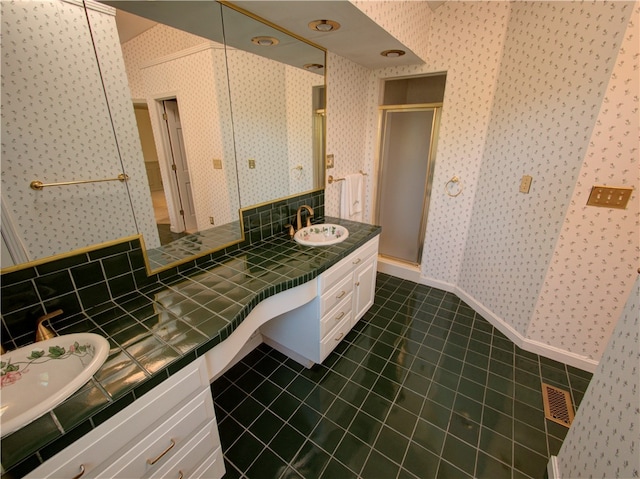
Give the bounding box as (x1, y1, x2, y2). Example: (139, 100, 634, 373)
(381, 260, 598, 373)
(547, 456, 560, 479)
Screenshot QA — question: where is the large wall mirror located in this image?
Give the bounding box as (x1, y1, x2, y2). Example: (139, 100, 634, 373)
(1, 0, 325, 273)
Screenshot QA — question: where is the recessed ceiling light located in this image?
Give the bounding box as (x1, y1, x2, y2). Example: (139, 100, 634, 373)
(303, 63, 324, 71)
(380, 49, 406, 58)
(308, 20, 341, 32)
(251, 36, 279, 46)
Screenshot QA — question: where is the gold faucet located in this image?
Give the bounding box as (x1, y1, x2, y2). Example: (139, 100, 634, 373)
(36, 309, 63, 342)
(296, 205, 314, 231)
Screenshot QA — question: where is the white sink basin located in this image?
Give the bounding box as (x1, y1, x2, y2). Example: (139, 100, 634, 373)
(294, 224, 349, 246)
(0, 333, 109, 436)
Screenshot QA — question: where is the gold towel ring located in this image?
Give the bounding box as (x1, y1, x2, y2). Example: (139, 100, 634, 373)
(445, 176, 462, 197)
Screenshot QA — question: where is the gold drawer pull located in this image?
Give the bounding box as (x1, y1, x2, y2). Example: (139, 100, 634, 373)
(334, 332, 344, 342)
(352, 258, 362, 265)
(148, 439, 176, 465)
(355, 282, 360, 287)
(71, 464, 85, 479)
(335, 311, 345, 321)
(336, 290, 346, 299)
(178, 471, 184, 479)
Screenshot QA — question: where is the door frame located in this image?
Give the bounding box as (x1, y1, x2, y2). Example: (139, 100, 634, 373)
(373, 103, 442, 265)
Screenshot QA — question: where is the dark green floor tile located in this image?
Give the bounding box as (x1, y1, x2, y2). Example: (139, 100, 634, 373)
(334, 432, 371, 475)
(514, 420, 548, 456)
(309, 417, 345, 454)
(215, 384, 246, 414)
(253, 378, 284, 407)
(291, 440, 330, 479)
(441, 434, 476, 476)
(515, 368, 542, 390)
(222, 459, 242, 479)
(448, 411, 480, 447)
(420, 399, 452, 431)
(218, 416, 244, 450)
(402, 372, 431, 396)
(348, 410, 384, 446)
(412, 418, 445, 455)
(235, 368, 266, 394)
(427, 383, 456, 408)
(403, 442, 439, 479)
(253, 354, 283, 377)
(432, 367, 459, 390)
(290, 404, 322, 436)
(341, 381, 369, 408)
(318, 368, 349, 392)
(515, 383, 543, 410)
(361, 449, 400, 479)
(437, 459, 474, 479)
(288, 375, 316, 401)
(374, 425, 410, 464)
(233, 396, 264, 428)
(246, 447, 288, 479)
(479, 427, 513, 467)
(270, 364, 297, 388)
(270, 424, 305, 462)
(320, 458, 358, 479)
(394, 386, 425, 415)
(350, 366, 379, 389)
(270, 391, 301, 421)
(513, 443, 548, 479)
(250, 410, 284, 444)
(453, 394, 482, 423)
(484, 388, 513, 415)
(513, 400, 546, 431)
(385, 404, 418, 437)
(474, 451, 512, 479)
(225, 430, 264, 472)
(457, 376, 486, 402)
(482, 407, 513, 439)
(362, 391, 392, 419)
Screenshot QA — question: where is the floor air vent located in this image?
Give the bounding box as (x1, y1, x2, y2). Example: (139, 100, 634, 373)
(542, 383, 575, 427)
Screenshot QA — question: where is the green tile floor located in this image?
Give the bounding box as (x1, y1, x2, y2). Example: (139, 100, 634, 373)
(212, 273, 592, 479)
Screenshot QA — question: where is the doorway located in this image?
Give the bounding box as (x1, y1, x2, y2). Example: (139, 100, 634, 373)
(374, 74, 445, 266)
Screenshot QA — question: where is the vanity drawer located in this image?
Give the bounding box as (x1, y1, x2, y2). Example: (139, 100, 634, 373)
(320, 294, 353, 339)
(320, 236, 379, 292)
(25, 359, 210, 479)
(320, 274, 353, 315)
(98, 389, 216, 478)
(145, 423, 222, 479)
(320, 313, 352, 361)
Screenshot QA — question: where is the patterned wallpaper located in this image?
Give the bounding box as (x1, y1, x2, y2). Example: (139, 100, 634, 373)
(122, 25, 239, 231)
(324, 52, 371, 218)
(528, 2, 639, 361)
(327, 1, 637, 365)
(458, 1, 634, 339)
(0, 0, 156, 260)
(351, 0, 432, 62)
(555, 276, 638, 478)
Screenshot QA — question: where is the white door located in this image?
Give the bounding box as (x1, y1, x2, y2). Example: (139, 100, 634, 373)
(163, 99, 197, 232)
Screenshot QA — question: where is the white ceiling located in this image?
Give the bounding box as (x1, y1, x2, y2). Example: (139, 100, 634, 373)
(110, 1, 425, 70)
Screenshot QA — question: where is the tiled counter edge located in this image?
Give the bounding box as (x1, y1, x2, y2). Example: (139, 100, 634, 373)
(1, 212, 380, 478)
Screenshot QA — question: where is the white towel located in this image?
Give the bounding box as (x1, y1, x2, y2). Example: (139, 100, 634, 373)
(340, 174, 363, 221)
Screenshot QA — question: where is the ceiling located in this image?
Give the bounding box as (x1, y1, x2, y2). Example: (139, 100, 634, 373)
(111, 1, 425, 70)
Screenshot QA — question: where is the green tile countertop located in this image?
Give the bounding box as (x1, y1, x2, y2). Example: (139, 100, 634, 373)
(1, 217, 380, 477)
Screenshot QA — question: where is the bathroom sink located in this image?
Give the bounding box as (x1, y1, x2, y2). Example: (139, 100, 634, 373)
(0, 333, 109, 436)
(294, 224, 349, 246)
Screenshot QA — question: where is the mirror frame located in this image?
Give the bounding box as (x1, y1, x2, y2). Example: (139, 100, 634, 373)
(0, 0, 327, 276)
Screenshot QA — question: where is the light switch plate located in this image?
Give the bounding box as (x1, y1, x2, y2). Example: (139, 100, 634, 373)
(212, 159, 222, 169)
(587, 186, 633, 209)
(326, 154, 334, 169)
(248, 158, 256, 169)
(519, 175, 532, 193)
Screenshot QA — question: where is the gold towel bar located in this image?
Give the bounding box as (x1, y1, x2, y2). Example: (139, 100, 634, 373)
(30, 173, 130, 190)
(327, 170, 367, 185)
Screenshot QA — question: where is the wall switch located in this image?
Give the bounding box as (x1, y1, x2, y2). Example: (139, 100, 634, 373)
(519, 175, 532, 193)
(209, 216, 215, 224)
(248, 158, 256, 169)
(587, 185, 633, 209)
(326, 154, 334, 169)
(212, 159, 222, 169)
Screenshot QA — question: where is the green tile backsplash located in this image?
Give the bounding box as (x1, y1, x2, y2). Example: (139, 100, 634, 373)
(0, 191, 385, 478)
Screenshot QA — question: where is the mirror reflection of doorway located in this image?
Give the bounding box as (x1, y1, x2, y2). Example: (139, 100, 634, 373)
(132, 102, 187, 245)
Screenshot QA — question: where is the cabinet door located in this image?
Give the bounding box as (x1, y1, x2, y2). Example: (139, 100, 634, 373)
(353, 254, 377, 324)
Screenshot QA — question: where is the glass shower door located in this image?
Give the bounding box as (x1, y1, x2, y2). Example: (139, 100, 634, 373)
(375, 107, 439, 265)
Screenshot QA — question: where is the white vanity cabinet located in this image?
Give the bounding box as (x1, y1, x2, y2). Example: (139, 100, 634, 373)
(25, 358, 224, 479)
(261, 236, 379, 366)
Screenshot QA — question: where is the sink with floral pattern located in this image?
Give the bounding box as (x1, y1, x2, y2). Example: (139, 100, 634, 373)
(0, 333, 109, 436)
(294, 224, 349, 246)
